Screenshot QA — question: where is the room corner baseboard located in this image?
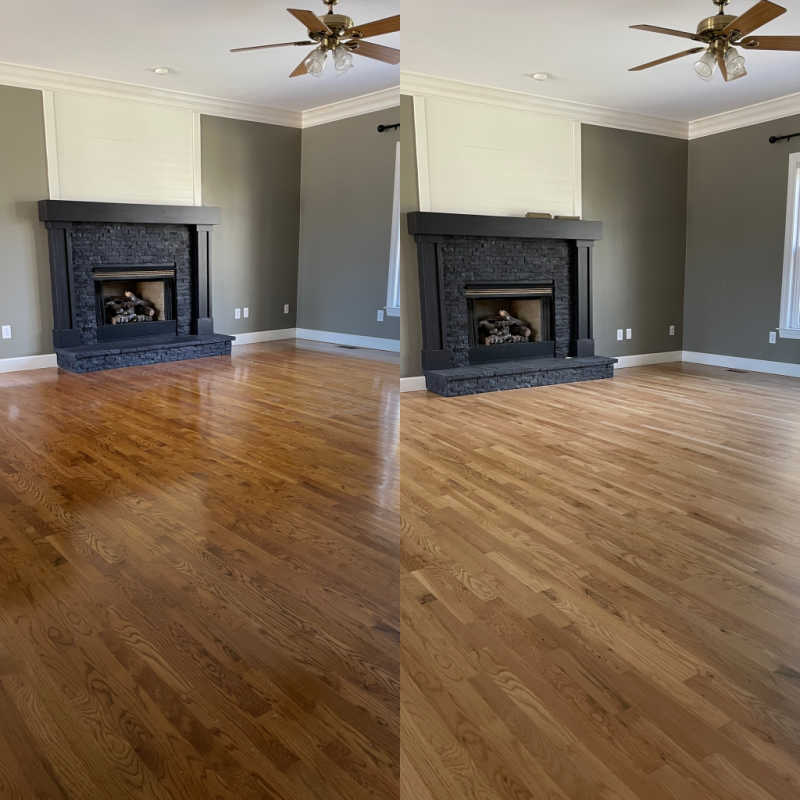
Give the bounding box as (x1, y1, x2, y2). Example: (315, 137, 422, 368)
(295, 328, 400, 353)
(682, 351, 800, 378)
(230, 328, 297, 345)
(613, 351, 683, 369)
(400, 375, 428, 392)
(0, 353, 58, 373)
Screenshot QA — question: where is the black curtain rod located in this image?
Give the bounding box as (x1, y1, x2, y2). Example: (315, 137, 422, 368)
(377, 123, 400, 132)
(769, 132, 800, 144)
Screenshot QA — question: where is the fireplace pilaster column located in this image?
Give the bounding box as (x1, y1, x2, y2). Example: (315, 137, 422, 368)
(192, 224, 215, 336)
(571, 240, 595, 358)
(45, 221, 82, 348)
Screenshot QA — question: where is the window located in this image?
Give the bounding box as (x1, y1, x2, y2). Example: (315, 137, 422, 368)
(780, 152, 800, 339)
(386, 141, 401, 317)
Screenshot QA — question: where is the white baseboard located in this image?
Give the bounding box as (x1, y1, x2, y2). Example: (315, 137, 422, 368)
(682, 350, 800, 378)
(0, 353, 58, 374)
(230, 328, 297, 345)
(400, 375, 428, 392)
(613, 350, 683, 369)
(295, 328, 400, 353)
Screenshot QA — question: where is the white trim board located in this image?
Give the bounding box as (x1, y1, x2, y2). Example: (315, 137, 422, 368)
(402, 72, 800, 141)
(613, 351, 683, 368)
(302, 88, 399, 127)
(0, 353, 58, 374)
(295, 328, 400, 352)
(1, 60, 400, 130)
(400, 375, 428, 392)
(230, 328, 297, 345)
(681, 351, 800, 378)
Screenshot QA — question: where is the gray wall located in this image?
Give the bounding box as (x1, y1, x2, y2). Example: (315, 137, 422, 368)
(582, 124, 688, 357)
(684, 115, 800, 364)
(201, 115, 301, 335)
(297, 108, 400, 340)
(0, 85, 51, 358)
(400, 96, 422, 377)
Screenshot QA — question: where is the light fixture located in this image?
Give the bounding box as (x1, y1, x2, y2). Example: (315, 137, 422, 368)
(333, 44, 354, 73)
(724, 45, 747, 79)
(693, 49, 716, 80)
(150, 66, 172, 75)
(304, 47, 327, 77)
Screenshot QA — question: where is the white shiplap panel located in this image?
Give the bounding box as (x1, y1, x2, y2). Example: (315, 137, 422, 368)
(419, 95, 581, 218)
(53, 92, 196, 205)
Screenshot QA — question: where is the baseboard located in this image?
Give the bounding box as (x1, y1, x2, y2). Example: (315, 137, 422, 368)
(0, 353, 58, 373)
(682, 350, 800, 378)
(400, 375, 428, 392)
(613, 350, 683, 369)
(230, 328, 297, 346)
(295, 328, 400, 353)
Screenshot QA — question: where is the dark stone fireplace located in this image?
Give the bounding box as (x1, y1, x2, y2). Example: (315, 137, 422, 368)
(39, 200, 233, 372)
(408, 212, 617, 396)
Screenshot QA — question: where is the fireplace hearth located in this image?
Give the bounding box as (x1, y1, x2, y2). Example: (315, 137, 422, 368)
(408, 212, 616, 396)
(40, 201, 233, 372)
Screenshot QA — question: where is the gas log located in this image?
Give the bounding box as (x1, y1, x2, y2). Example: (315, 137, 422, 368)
(104, 292, 159, 325)
(478, 309, 534, 346)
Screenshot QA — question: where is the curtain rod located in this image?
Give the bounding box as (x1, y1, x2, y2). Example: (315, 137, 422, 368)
(769, 132, 800, 144)
(377, 123, 400, 133)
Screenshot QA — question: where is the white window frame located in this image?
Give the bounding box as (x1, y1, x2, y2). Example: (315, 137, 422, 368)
(779, 152, 800, 339)
(386, 141, 401, 317)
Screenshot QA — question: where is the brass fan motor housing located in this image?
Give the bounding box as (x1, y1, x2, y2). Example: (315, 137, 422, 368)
(696, 13, 736, 36)
(321, 13, 353, 33)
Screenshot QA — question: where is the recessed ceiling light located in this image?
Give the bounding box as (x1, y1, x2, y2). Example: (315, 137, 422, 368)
(529, 72, 551, 81)
(150, 66, 172, 75)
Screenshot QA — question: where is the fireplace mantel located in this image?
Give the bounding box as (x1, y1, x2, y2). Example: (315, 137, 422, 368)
(406, 212, 602, 242)
(39, 200, 220, 226)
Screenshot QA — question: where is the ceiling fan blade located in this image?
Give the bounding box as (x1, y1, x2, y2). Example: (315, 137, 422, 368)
(345, 15, 400, 38)
(290, 56, 309, 77)
(628, 47, 705, 71)
(287, 8, 332, 34)
(630, 24, 704, 42)
(349, 40, 400, 64)
(723, 0, 786, 37)
(740, 34, 800, 49)
(230, 40, 312, 53)
(717, 50, 729, 80)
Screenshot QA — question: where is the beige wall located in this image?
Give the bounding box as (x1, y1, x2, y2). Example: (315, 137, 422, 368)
(0, 85, 51, 359)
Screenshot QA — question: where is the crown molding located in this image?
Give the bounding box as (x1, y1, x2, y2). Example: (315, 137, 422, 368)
(401, 71, 690, 140)
(301, 86, 400, 127)
(0, 60, 306, 127)
(688, 90, 800, 139)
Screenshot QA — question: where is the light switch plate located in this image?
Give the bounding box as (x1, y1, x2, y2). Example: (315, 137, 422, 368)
(377, 309, 385, 323)
(234, 308, 241, 320)
(243, 307, 249, 318)
(769, 331, 777, 344)
(283, 304, 290, 314)
(1, 325, 11, 340)
(616, 329, 624, 341)
(626, 328, 632, 340)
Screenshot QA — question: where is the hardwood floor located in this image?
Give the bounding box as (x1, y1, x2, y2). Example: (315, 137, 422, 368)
(0, 341, 399, 800)
(401, 363, 800, 800)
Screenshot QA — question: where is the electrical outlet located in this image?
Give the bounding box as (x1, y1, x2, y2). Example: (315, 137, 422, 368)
(234, 308, 241, 320)
(377, 309, 385, 323)
(616, 329, 624, 341)
(243, 307, 249, 319)
(669, 324, 676, 336)
(1, 325, 11, 340)
(283, 304, 289, 314)
(769, 330, 777, 344)
(626, 328, 632, 340)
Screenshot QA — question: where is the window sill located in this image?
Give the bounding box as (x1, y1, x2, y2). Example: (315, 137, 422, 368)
(779, 328, 800, 339)
(386, 307, 400, 318)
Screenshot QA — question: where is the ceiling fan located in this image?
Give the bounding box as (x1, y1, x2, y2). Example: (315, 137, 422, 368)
(629, 0, 799, 82)
(230, 0, 399, 78)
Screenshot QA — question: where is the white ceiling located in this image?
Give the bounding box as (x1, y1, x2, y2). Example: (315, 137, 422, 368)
(403, 0, 800, 122)
(0, 0, 399, 112)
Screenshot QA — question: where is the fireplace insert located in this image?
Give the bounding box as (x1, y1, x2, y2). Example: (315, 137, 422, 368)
(466, 283, 555, 363)
(93, 264, 177, 341)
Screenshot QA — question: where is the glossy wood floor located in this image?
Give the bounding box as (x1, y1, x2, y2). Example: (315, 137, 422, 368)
(402, 363, 800, 800)
(0, 341, 399, 800)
